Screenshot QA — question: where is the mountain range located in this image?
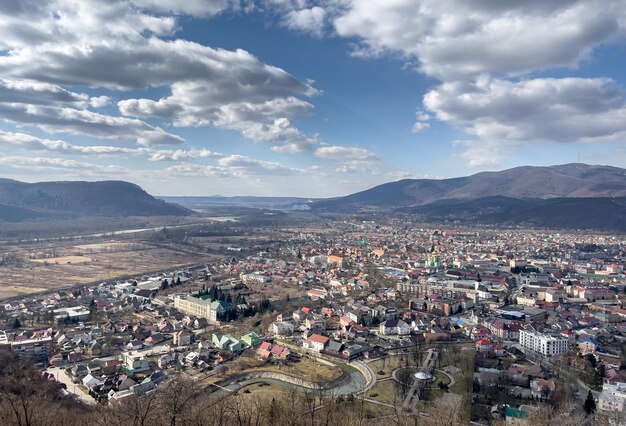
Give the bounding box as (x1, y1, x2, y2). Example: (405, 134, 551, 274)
(313, 163, 626, 231)
(0, 179, 190, 222)
(2, 163, 625, 230)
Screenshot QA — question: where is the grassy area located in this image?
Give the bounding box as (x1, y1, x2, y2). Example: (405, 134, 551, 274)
(227, 354, 344, 383)
(255, 357, 343, 382)
(235, 383, 290, 403)
(367, 355, 411, 379)
(433, 370, 451, 386)
(364, 380, 405, 405)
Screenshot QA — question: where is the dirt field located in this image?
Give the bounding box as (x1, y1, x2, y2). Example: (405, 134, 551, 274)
(0, 238, 209, 299)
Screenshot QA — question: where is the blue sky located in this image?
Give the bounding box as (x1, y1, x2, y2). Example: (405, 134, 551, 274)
(1, 1, 626, 197)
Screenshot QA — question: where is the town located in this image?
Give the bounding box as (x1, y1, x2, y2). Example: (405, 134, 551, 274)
(1, 220, 625, 424)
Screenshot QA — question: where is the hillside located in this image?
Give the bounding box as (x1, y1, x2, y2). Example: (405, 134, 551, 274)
(0, 179, 190, 222)
(406, 196, 626, 231)
(314, 164, 626, 210)
(313, 164, 626, 231)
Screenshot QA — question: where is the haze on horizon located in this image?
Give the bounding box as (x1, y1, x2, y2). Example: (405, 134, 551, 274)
(1, 1, 626, 198)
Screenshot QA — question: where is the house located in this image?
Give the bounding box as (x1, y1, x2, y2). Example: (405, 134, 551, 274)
(270, 344, 290, 360)
(158, 354, 173, 368)
(122, 352, 150, 374)
(577, 336, 599, 355)
(324, 340, 344, 357)
(530, 378, 555, 400)
(173, 330, 193, 346)
(241, 331, 261, 347)
(258, 341, 272, 359)
(379, 319, 410, 335)
(308, 289, 327, 300)
(303, 334, 329, 352)
(476, 339, 494, 352)
(212, 334, 243, 352)
(272, 321, 294, 336)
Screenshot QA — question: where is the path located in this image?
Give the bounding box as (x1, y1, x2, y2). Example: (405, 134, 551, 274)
(46, 367, 97, 405)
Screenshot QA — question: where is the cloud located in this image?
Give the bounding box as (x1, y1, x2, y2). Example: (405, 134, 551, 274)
(314, 145, 377, 160)
(324, 0, 626, 167)
(147, 149, 224, 161)
(131, 0, 231, 17)
(89, 96, 111, 108)
(283, 7, 327, 37)
(332, 0, 626, 79)
(423, 76, 626, 144)
(218, 154, 305, 175)
(0, 79, 88, 106)
(385, 171, 414, 180)
(0, 1, 322, 152)
(314, 145, 380, 174)
(0, 131, 141, 155)
(0, 155, 124, 171)
(451, 140, 507, 168)
(164, 155, 307, 178)
(0, 103, 185, 146)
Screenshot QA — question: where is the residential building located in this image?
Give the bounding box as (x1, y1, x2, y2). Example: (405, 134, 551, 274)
(519, 329, 568, 357)
(123, 352, 150, 374)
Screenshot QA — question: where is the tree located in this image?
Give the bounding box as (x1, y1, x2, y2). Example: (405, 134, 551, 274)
(583, 390, 596, 416)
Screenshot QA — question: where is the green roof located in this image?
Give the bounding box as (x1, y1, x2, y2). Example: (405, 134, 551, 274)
(505, 407, 528, 419)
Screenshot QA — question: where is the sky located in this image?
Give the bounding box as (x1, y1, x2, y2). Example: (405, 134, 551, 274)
(1, 1, 626, 197)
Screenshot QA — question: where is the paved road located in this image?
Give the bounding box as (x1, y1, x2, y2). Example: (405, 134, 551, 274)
(46, 367, 97, 405)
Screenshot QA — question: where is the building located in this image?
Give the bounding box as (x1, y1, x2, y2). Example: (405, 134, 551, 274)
(174, 295, 231, 323)
(172, 330, 193, 346)
(0, 332, 53, 365)
(519, 329, 568, 357)
(53, 306, 91, 324)
(379, 319, 411, 335)
(123, 352, 150, 374)
(241, 331, 261, 347)
(598, 382, 626, 413)
(303, 334, 329, 352)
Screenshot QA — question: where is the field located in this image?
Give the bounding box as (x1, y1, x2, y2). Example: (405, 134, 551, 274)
(0, 237, 208, 299)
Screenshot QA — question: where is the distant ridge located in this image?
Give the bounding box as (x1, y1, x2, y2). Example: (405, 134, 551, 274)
(0, 179, 190, 222)
(315, 164, 626, 210)
(313, 164, 626, 231)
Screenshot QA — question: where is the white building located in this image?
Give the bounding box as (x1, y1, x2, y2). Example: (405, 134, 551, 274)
(519, 329, 568, 356)
(123, 352, 150, 373)
(598, 382, 626, 413)
(174, 295, 229, 323)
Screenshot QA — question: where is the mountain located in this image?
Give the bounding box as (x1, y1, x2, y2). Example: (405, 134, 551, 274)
(0, 179, 190, 222)
(407, 196, 626, 231)
(313, 164, 626, 231)
(314, 164, 626, 210)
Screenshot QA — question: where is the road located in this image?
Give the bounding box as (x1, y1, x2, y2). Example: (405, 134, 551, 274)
(46, 367, 97, 405)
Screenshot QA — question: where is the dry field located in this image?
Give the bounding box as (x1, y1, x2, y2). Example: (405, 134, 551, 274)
(0, 238, 209, 299)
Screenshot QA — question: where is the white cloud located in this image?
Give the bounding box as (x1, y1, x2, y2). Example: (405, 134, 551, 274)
(283, 7, 327, 37)
(314, 145, 380, 174)
(0, 103, 184, 146)
(314, 145, 377, 161)
(0, 131, 141, 155)
(332, 0, 626, 79)
(0, 79, 88, 106)
(451, 140, 507, 168)
(424, 76, 626, 144)
(164, 155, 306, 178)
(89, 96, 111, 108)
(147, 149, 224, 161)
(131, 0, 231, 17)
(0, 1, 321, 153)
(0, 155, 123, 171)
